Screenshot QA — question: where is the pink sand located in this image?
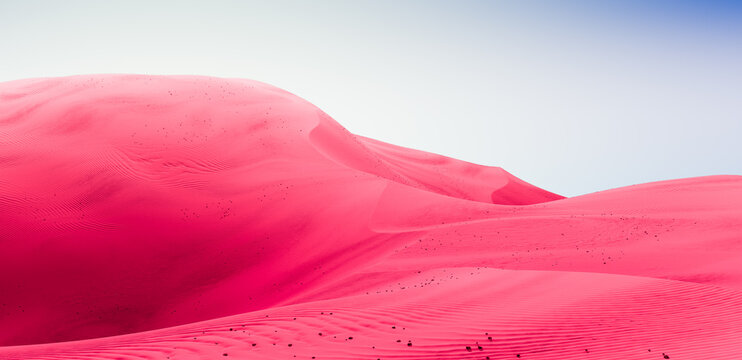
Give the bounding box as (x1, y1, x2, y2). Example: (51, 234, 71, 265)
(0, 75, 740, 359)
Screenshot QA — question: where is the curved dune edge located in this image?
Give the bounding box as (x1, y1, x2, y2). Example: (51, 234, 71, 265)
(2, 269, 741, 359)
(1, 75, 741, 358)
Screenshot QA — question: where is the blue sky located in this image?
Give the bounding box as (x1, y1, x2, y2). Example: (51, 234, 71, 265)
(1, 0, 740, 196)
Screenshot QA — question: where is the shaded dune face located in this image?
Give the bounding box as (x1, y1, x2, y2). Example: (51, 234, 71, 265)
(1, 75, 741, 359)
(0, 75, 561, 346)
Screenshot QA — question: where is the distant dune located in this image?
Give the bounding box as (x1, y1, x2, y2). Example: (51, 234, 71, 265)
(1, 75, 740, 359)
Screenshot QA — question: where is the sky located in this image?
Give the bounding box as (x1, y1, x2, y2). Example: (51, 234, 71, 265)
(0, 0, 740, 196)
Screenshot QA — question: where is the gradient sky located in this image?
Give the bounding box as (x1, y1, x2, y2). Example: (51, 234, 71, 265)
(1, 0, 740, 196)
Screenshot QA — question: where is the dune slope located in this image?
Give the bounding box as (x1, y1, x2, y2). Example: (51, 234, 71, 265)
(0, 75, 740, 359)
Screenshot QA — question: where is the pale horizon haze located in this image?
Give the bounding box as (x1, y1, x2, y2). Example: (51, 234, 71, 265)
(1, 0, 740, 196)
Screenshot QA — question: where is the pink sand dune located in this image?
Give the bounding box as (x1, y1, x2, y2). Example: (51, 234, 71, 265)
(0, 75, 740, 359)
